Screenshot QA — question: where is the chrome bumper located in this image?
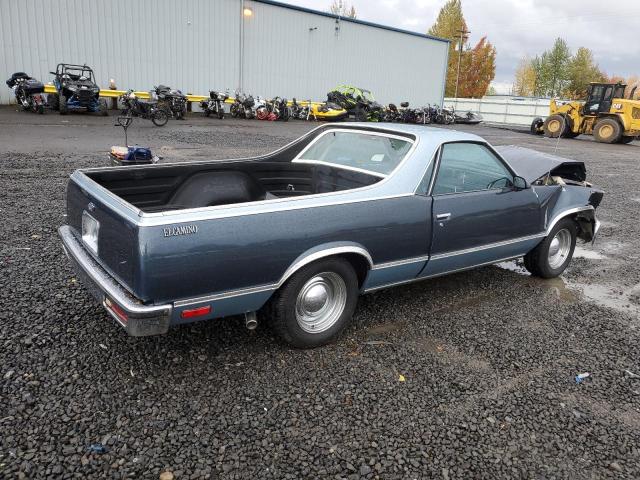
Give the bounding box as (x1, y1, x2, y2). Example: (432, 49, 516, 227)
(59, 225, 172, 336)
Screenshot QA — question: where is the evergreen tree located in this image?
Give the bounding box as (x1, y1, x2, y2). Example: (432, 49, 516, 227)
(565, 47, 605, 98)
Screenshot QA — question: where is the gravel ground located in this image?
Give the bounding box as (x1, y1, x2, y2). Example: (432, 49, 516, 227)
(1, 106, 639, 479)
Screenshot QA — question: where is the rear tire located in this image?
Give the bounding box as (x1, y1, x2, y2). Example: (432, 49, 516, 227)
(269, 258, 359, 349)
(59, 94, 68, 115)
(524, 218, 577, 278)
(543, 114, 567, 138)
(151, 109, 169, 127)
(99, 99, 108, 116)
(593, 118, 622, 143)
(48, 93, 59, 111)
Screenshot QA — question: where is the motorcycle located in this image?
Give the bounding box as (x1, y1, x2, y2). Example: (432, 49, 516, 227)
(290, 98, 313, 120)
(200, 89, 229, 119)
(230, 91, 255, 119)
(6, 72, 45, 114)
(120, 90, 169, 127)
(433, 104, 455, 125)
(260, 96, 289, 121)
(413, 105, 432, 124)
(383, 103, 401, 122)
(153, 85, 187, 120)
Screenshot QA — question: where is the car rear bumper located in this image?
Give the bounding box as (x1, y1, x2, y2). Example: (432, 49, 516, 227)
(59, 225, 172, 336)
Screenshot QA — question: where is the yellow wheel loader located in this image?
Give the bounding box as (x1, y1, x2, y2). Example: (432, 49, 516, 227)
(531, 82, 640, 144)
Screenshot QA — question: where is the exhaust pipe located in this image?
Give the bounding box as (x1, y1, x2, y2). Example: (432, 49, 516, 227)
(244, 311, 258, 330)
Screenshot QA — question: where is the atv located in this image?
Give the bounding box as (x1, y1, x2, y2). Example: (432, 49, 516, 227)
(48, 64, 108, 116)
(327, 85, 383, 122)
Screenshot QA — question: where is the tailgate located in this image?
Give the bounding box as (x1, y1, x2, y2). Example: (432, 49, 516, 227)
(66, 172, 141, 298)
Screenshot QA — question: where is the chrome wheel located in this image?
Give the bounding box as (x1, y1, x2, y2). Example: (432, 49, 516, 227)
(548, 228, 572, 269)
(295, 272, 347, 333)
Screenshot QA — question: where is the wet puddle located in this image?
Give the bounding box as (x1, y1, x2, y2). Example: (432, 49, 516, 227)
(497, 260, 640, 318)
(573, 245, 607, 260)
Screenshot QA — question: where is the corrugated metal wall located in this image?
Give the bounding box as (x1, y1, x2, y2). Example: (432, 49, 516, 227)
(0, 0, 448, 106)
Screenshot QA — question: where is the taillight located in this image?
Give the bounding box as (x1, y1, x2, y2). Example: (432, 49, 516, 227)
(105, 297, 128, 323)
(180, 305, 211, 319)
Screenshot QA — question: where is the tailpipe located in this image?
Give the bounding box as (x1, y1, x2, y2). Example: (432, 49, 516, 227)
(244, 311, 258, 330)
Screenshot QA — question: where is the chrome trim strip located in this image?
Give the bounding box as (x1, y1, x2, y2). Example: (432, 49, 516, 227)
(277, 246, 373, 288)
(372, 255, 430, 270)
(430, 233, 545, 261)
(364, 255, 522, 293)
(173, 246, 374, 308)
(545, 206, 594, 234)
(173, 283, 277, 308)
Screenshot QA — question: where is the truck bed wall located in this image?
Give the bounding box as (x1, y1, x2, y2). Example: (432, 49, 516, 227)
(86, 160, 380, 212)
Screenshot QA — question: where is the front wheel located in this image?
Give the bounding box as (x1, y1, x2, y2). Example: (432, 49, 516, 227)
(530, 117, 544, 135)
(269, 258, 359, 348)
(524, 218, 577, 278)
(37, 104, 44, 114)
(151, 109, 169, 126)
(217, 108, 224, 119)
(543, 114, 566, 138)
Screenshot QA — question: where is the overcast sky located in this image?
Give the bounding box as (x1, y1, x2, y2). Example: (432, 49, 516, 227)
(280, 0, 640, 93)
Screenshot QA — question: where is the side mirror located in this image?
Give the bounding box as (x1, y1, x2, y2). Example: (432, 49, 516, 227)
(512, 175, 528, 190)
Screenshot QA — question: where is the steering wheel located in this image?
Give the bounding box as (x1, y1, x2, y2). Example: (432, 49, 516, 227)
(486, 177, 511, 190)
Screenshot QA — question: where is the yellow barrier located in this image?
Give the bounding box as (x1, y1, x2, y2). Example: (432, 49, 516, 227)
(42, 84, 322, 106)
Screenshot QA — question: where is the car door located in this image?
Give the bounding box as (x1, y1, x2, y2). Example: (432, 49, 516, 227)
(419, 141, 543, 278)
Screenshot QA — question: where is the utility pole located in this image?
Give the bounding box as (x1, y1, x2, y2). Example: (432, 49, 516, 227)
(454, 28, 470, 99)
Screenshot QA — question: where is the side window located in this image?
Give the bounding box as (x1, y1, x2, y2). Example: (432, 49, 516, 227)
(416, 151, 437, 195)
(432, 143, 513, 195)
(603, 86, 614, 102)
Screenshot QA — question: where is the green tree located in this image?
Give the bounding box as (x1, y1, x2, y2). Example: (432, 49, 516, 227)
(538, 38, 571, 97)
(564, 47, 605, 98)
(428, 0, 468, 97)
(329, 0, 357, 18)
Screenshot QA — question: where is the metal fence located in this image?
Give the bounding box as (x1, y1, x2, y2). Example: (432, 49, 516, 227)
(444, 97, 551, 126)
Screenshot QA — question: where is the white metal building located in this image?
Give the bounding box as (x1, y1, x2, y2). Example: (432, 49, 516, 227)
(0, 0, 449, 106)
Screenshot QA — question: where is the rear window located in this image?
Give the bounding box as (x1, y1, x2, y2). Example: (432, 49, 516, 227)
(296, 130, 412, 176)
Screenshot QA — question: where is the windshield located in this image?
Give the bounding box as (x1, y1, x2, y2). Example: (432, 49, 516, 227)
(296, 130, 412, 177)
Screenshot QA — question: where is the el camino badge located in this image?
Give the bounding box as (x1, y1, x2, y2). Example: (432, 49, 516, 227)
(163, 225, 198, 237)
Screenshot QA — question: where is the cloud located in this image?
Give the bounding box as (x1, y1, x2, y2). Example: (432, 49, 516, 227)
(282, 0, 640, 85)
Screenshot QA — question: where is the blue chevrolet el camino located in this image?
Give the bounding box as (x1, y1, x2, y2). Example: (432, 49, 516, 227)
(59, 124, 603, 348)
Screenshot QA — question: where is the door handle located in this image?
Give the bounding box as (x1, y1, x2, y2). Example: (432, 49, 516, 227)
(436, 213, 451, 221)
